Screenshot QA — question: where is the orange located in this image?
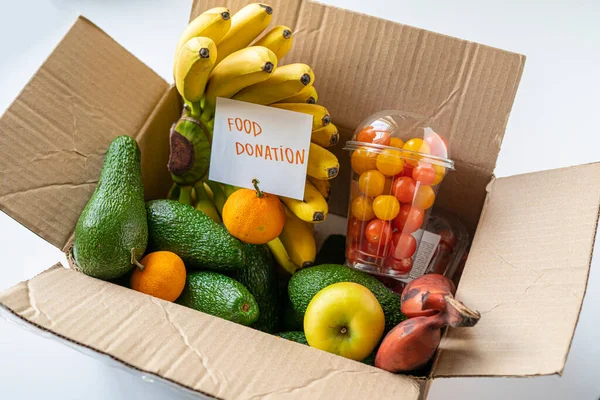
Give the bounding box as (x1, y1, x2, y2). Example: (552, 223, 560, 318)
(351, 147, 378, 175)
(131, 251, 186, 302)
(358, 170, 386, 197)
(376, 148, 404, 176)
(351, 196, 375, 221)
(222, 181, 285, 244)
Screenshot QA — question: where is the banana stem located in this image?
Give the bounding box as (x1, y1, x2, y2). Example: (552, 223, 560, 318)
(178, 185, 194, 206)
(187, 101, 202, 119)
(206, 180, 227, 214)
(167, 183, 180, 200)
(252, 178, 264, 198)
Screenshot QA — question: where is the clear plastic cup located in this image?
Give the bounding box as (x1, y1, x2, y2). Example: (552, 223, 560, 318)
(343, 111, 454, 279)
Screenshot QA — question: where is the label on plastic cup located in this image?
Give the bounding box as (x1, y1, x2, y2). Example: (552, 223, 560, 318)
(409, 230, 441, 279)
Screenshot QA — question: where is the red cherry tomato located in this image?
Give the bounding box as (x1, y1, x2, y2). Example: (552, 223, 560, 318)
(398, 165, 414, 178)
(391, 177, 416, 203)
(386, 257, 413, 274)
(388, 232, 417, 259)
(346, 244, 360, 264)
(438, 228, 457, 249)
(347, 218, 366, 242)
(392, 205, 425, 233)
(365, 219, 393, 246)
(412, 164, 437, 185)
(424, 134, 449, 158)
(362, 240, 387, 257)
(356, 126, 391, 146)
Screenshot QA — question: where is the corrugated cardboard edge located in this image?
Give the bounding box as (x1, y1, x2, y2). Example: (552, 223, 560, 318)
(0, 15, 169, 251)
(0, 265, 421, 400)
(431, 162, 600, 378)
(0, 266, 219, 400)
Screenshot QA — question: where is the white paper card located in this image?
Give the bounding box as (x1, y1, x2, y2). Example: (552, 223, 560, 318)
(209, 98, 312, 200)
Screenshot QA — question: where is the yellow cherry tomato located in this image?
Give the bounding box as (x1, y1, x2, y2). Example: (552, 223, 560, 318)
(351, 147, 378, 175)
(403, 138, 431, 166)
(376, 149, 405, 176)
(372, 195, 400, 221)
(389, 137, 405, 148)
(351, 196, 376, 221)
(358, 170, 386, 197)
(413, 185, 436, 209)
(431, 164, 446, 185)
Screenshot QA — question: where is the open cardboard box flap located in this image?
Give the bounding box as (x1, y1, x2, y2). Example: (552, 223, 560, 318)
(0, 1, 599, 399)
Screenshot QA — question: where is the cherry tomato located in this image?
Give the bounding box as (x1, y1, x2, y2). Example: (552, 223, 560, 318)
(431, 164, 446, 185)
(373, 195, 400, 220)
(392, 205, 425, 233)
(376, 149, 404, 176)
(351, 196, 375, 221)
(356, 126, 391, 146)
(403, 138, 431, 166)
(413, 185, 435, 209)
(362, 240, 387, 257)
(389, 137, 405, 148)
(351, 147, 378, 175)
(386, 257, 413, 274)
(365, 219, 393, 246)
(346, 244, 361, 264)
(424, 134, 449, 158)
(412, 164, 437, 185)
(398, 165, 414, 178)
(391, 176, 416, 203)
(438, 228, 457, 249)
(347, 218, 366, 242)
(358, 169, 386, 197)
(388, 232, 417, 259)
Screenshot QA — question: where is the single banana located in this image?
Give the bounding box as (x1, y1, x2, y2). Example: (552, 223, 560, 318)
(175, 36, 217, 105)
(307, 176, 331, 201)
(280, 180, 328, 223)
(307, 142, 339, 180)
(253, 25, 293, 60)
(173, 7, 231, 77)
(168, 117, 212, 186)
(279, 206, 316, 268)
(311, 123, 339, 148)
(205, 180, 227, 214)
(275, 85, 318, 104)
(216, 3, 273, 64)
(202, 46, 277, 120)
(269, 103, 330, 131)
(233, 63, 314, 105)
(194, 181, 222, 223)
(267, 237, 300, 274)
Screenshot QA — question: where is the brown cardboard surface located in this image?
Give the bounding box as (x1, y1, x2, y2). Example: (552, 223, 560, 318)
(0, 16, 168, 250)
(193, 0, 525, 227)
(433, 163, 600, 377)
(0, 265, 420, 400)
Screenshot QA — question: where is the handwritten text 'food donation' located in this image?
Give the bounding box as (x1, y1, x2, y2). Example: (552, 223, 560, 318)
(209, 98, 312, 200)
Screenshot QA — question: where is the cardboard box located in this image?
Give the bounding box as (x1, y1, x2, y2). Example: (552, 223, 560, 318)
(1, 1, 599, 398)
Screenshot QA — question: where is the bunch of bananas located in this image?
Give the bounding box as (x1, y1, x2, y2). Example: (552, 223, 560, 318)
(170, 3, 341, 274)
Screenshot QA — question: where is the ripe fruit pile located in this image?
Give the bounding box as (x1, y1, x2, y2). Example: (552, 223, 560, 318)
(346, 124, 450, 276)
(169, 3, 341, 274)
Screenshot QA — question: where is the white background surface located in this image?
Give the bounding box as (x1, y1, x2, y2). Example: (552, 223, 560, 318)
(1, 0, 599, 399)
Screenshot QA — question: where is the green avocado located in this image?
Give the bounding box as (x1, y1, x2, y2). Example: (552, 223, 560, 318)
(288, 264, 406, 333)
(177, 271, 259, 326)
(145, 199, 245, 271)
(72, 136, 147, 280)
(275, 331, 308, 345)
(230, 244, 280, 333)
